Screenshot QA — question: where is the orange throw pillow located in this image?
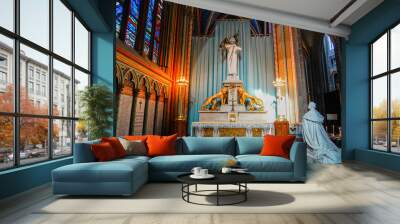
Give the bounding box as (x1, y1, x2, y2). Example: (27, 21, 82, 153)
(260, 135, 296, 159)
(101, 137, 126, 158)
(91, 142, 117, 161)
(146, 134, 177, 157)
(124, 135, 148, 142)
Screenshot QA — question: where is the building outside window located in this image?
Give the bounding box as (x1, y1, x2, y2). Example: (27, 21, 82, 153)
(35, 83, 40, 95)
(28, 81, 34, 94)
(370, 23, 400, 153)
(35, 70, 40, 81)
(0, 71, 6, 85)
(0, 0, 91, 170)
(41, 85, 46, 97)
(0, 54, 7, 90)
(28, 66, 34, 79)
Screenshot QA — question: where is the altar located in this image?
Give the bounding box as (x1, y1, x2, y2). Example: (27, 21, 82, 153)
(191, 33, 303, 137)
(191, 122, 302, 137)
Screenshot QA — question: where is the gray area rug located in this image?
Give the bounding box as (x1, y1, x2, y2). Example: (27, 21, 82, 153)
(38, 183, 362, 214)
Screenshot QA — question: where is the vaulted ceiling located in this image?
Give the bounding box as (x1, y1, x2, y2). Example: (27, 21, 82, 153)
(192, 9, 272, 36)
(167, 0, 384, 37)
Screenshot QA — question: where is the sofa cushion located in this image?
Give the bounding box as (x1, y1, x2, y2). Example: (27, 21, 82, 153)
(260, 135, 296, 159)
(236, 137, 263, 155)
(101, 137, 127, 158)
(53, 159, 147, 183)
(181, 137, 235, 155)
(236, 155, 293, 172)
(147, 134, 177, 157)
(149, 154, 235, 172)
(91, 142, 118, 161)
(118, 138, 147, 156)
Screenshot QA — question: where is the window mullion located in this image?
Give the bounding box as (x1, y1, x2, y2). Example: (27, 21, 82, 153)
(13, 0, 21, 167)
(71, 10, 76, 154)
(387, 29, 392, 152)
(48, 0, 54, 160)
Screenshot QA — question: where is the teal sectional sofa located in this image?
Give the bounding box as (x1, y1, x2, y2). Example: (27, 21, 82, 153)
(52, 137, 307, 196)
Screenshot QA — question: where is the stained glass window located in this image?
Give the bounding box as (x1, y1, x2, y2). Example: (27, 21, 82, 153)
(143, 0, 155, 55)
(152, 0, 163, 63)
(116, 0, 125, 38)
(125, 0, 141, 48)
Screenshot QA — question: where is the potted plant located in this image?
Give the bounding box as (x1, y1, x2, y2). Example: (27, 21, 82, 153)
(79, 84, 113, 140)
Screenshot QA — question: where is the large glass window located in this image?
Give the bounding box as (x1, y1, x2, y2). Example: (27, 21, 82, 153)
(20, 0, 50, 49)
(74, 69, 89, 119)
(0, 0, 14, 32)
(370, 23, 400, 153)
(53, 0, 72, 60)
(0, 0, 91, 170)
(53, 59, 72, 117)
(0, 35, 14, 113)
(74, 18, 90, 70)
(0, 116, 13, 170)
(20, 44, 49, 115)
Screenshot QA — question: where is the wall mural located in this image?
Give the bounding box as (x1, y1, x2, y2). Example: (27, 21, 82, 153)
(145, 90, 157, 134)
(133, 91, 146, 135)
(115, 60, 168, 136)
(114, 1, 344, 163)
(116, 93, 133, 136)
(155, 97, 165, 135)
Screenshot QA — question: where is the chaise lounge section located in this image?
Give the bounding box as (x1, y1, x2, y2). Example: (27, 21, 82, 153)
(52, 137, 307, 196)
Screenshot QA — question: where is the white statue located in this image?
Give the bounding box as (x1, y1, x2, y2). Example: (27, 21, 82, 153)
(220, 34, 242, 81)
(302, 102, 341, 164)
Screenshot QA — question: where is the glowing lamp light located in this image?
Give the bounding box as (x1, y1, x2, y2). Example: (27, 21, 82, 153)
(272, 77, 286, 89)
(176, 77, 189, 86)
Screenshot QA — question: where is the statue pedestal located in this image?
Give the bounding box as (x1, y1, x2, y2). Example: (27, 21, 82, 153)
(222, 80, 243, 112)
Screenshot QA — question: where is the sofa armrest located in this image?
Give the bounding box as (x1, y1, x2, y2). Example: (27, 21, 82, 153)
(73, 140, 100, 163)
(289, 141, 307, 181)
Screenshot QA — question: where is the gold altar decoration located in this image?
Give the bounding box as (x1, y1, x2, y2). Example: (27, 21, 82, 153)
(200, 85, 264, 112)
(219, 128, 246, 137)
(200, 87, 228, 111)
(228, 112, 237, 122)
(251, 128, 263, 137)
(202, 128, 214, 137)
(237, 87, 264, 111)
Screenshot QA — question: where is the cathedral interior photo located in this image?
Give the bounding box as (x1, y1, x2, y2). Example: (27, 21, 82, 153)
(115, 1, 342, 141)
(1, 0, 400, 223)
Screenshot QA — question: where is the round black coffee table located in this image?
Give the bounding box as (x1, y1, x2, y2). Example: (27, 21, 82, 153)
(177, 173, 255, 206)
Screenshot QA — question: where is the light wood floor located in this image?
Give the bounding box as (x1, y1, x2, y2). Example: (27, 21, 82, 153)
(1, 162, 400, 224)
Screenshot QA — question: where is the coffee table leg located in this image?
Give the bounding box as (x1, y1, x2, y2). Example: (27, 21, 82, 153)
(181, 184, 183, 199)
(195, 184, 198, 192)
(187, 184, 190, 202)
(216, 184, 219, 206)
(245, 183, 247, 201)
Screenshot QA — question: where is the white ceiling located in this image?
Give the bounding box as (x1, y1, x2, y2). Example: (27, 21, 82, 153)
(225, 0, 353, 22)
(167, 0, 384, 37)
